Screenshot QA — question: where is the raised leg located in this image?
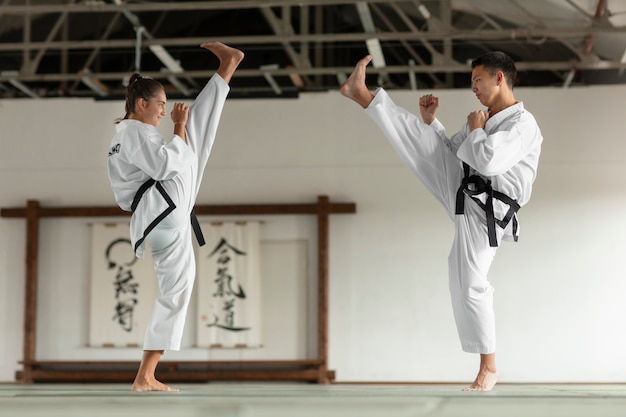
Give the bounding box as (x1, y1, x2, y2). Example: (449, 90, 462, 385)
(200, 41, 244, 84)
(340, 55, 375, 108)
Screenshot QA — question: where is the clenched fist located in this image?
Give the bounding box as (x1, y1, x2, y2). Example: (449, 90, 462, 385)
(171, 102, 189, 126)
(467, 110, 488, 131)
(419, 94, 439, 125)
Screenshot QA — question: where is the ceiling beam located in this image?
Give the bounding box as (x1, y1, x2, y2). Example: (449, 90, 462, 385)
(584, 0, 609, 54)
(1, 26, 626, 52)
(369, 2, 443, 86)
(260, 6, 314, 70)
(20, 0, 31, 74)
(2, 59, 626, 84)
(67, 12, 122, 93)
(0, 0, 424, 14)
(388, 2, 441, 60)
(29, 1, 76, 73)
(507, 0, 590, 61)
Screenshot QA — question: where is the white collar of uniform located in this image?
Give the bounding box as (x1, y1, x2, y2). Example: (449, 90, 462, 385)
(486, 101, 524, 128)
(115, 118, 148, 133)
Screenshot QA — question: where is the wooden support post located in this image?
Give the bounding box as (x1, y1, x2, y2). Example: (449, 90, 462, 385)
(22, 200, 40, 383)
(317, 195, 330, 384)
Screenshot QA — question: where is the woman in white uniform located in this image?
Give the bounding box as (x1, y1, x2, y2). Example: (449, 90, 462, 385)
(340, 51, 542, 391)
(108, 42, 244, 391)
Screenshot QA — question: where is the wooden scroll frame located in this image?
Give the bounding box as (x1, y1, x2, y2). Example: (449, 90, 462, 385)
(1, 195, 356, 384)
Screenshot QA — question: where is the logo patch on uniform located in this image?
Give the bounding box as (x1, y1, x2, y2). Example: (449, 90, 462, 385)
(108, 143, 121, 156)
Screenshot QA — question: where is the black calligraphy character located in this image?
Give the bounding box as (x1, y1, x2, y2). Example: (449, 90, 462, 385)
(112, 298, 138, 332)
(223, 298, 236, 327)
(206, 236, 250, 331)
(208, 237, 247, 258)
(114, 268, 138, 298)
(105, 238, 140, 332)
(206, 310, 250, 332)
(105, 238, 137, 270)
(213, 268, 246, 299)
(209, 238, 247, 299)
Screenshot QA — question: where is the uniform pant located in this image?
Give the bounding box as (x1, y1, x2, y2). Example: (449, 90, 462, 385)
(143, 74, 229, 351)
(365, 89, 499, 354)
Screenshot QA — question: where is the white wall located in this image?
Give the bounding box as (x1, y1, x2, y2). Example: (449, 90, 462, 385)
(1, 83, 625, 383)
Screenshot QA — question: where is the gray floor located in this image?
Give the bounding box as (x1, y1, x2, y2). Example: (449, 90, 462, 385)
(1, 383, 626, 417)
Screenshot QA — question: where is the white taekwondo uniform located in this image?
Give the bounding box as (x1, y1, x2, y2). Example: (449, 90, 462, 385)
(365, 88, 542, 354)
(108, 74, 230, 351)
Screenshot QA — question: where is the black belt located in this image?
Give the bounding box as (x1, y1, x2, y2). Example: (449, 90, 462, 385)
(455, 163, 520, 247)
(131, 178, 205, 253)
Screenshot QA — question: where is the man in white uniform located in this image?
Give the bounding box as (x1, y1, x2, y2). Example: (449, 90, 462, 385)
(340, 51, 542, 391)
(108, 41, 244, 391)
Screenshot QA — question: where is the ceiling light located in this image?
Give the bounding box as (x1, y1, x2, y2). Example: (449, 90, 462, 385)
(260, 64, 282, 95)
(1, 71, 38, 98)
(79, 69, 109, 97)
(366, 38, 387, 68)
(408, 59, 417, 90)
(418, 4, 431, 20)
(562, 68, 575, 88)
(149, 45, 183, 74)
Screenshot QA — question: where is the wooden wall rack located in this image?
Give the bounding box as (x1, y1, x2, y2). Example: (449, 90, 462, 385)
(1, 195, 356, 383)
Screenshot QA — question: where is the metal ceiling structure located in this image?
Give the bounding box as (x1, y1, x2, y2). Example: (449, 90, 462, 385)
(1, 0, 626, 99)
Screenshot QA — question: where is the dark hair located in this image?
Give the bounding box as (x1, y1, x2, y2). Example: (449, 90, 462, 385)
(116, 73, 164, 123)
(471, 51, 517, 89)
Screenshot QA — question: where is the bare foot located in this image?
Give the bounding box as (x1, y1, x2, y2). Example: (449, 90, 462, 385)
(339, 55, 375, 108)
(131, 376, 179, 392)
(200, 41, 244, 84)
(462, 369, 499, 392)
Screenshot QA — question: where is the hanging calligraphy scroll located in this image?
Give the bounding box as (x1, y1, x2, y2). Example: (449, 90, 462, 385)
(196, 221, 262, 348)
(88, 223, 158, 347)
